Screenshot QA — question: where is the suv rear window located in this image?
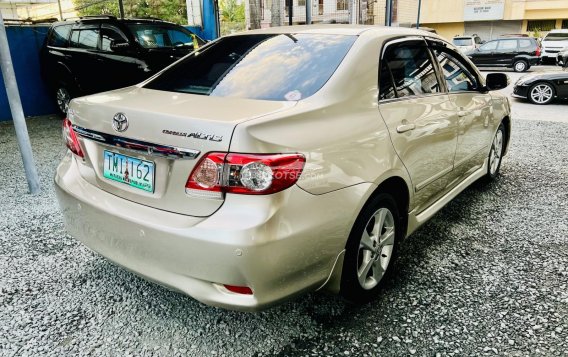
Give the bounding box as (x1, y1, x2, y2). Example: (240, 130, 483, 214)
(48, 25, 72, 47)
(145, 34, 356, 101)
(544, 33, 568, 41)
(453, 38, 473, 46)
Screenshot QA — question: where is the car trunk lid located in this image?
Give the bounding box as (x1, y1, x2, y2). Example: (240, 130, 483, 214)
(69, 86, 296, 216)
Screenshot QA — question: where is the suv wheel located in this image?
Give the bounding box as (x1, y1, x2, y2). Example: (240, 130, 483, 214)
(56, 86, 73, 115)
(528, 82, 555, 105)
(513, 60, 528, 72)
(340, 192, 402, 304)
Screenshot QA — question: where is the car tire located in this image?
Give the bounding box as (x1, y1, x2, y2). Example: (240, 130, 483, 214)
(340, 192, 402, 304)
(528, 82, 555, 105)
(484, 122, 506, 181)
(513, 60, 529, 72)
(55, 84, 74, 115)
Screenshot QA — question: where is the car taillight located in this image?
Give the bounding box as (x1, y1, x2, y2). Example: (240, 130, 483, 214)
(186, 152, 305, 197)
(223, 285, 253, 295)
(62, 118, 84, 158)
(536, 46, 541, 57)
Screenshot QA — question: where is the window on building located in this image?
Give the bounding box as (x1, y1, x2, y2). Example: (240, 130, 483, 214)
(337, 0, 348, 11)
(527, 20, 556, 32)
(298, 0, 306, 6)
(379, 42, 441, 99)
(563, 20, 568, 29)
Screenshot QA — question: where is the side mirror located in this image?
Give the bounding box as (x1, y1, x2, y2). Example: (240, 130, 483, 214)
(486, 73, 510, 91)
(110, 41, 131, 52)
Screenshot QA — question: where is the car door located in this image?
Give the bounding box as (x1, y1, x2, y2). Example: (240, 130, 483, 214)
(378, 38, 458, 213)
(68, 23, 102, 94)
(429, 42, 493, 185)
(471, 40, 498, 66)
(94, 24, 146, 92)
(495, 39, 518, 66)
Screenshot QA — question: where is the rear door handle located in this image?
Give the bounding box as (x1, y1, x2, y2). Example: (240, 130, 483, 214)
(396, 124, 416, 133)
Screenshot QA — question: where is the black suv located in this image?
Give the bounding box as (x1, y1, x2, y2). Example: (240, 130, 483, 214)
(465, 37, 541, 72)
(40, 16, 206, 113)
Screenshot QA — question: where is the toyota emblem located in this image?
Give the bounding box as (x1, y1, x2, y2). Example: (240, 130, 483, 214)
(112, 113, 129, 132)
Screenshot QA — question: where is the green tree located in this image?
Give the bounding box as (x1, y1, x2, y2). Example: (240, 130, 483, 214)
(219, 0, 245, 35)
(73, 0, 188, 25)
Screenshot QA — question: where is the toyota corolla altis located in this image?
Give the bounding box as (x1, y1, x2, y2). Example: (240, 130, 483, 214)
(55, 25, 512, 311)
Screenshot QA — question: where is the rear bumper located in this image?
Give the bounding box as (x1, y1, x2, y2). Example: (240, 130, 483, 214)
(55, 153, 370, 311)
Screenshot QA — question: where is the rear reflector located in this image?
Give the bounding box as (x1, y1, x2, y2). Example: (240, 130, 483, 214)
(223, 285, 253, 295)
(62, 118, 84, 158)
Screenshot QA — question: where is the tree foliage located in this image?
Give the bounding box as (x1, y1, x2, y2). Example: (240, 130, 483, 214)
(73, 0, 188, 25)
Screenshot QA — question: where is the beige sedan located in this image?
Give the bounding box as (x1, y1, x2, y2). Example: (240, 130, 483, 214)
(55, 25, 511, 311)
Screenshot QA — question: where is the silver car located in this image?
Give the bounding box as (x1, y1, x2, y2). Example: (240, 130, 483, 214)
(55, 25, 511, 311)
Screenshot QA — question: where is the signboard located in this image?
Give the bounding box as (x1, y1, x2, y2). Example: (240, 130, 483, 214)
(464, 0, 505, 21)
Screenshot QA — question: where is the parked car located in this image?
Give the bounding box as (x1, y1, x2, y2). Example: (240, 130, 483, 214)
(452, 34, 482, 52)
(465, 37, 540, 72)
(40, 16, 206, 114)
(55, 26, 511, 311)
(513, 71, 568, 104)
(556, 46, 568, 68)
(541, 29, 568, 63)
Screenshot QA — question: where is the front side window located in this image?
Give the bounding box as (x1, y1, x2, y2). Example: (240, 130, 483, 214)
(70, 28, 99, 49)
(127, 24, 205, 49)
(48, 25, 72, 47)
(432, 47, 478, 92)
(497, 39, 517, 50)
(379, 41, 441, 99)
(145, 34, 356, 101)
(479, 41, 497, 51)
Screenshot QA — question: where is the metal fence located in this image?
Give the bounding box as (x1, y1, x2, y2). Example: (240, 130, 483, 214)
(219, 0, 379, 36)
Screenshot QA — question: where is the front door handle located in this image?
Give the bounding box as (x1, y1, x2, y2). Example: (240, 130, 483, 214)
(396, 123, 416, 133)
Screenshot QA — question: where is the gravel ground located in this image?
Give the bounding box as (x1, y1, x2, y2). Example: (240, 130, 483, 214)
(1, 114, 567, 356)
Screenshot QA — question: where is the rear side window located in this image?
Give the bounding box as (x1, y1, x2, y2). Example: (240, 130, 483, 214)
(48, 25, 72, 47)
(70, 29, 99, 49)
(479, 41, 497, 51)
(497, 39, 517, 50)
(145, 34, 356, 101)
(519, 39, 534, 49)
(379, 41, 441, 99)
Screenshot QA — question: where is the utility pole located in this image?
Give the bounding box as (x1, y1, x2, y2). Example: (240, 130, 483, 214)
(57, 0, 63, 20)
(384, 0, 392, 26)
(118, 0, 125, 19)
(0, 12, 40, 194)
(306, 0, 312, 24)
(416, 0, 421, 28)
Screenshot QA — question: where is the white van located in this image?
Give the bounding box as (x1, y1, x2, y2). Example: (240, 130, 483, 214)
(541, 29, 568, 61)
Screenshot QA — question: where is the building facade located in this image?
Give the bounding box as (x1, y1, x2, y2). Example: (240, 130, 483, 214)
(420, 0, 568, 41)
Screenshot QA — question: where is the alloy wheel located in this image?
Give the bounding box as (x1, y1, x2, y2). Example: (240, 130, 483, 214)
(530, 84, 553, 104)
(489, 129, 503, 176)
(56, 87, 71, 114)
(514, 61, 527, 72)
(357, 207, 395, 290)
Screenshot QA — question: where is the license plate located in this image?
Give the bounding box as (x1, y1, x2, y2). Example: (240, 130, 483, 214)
(103, 150, 155, 192)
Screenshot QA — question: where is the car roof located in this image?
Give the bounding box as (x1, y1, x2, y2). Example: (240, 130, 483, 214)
(230, 24, 434, 37)
(50, 17, 177, 27)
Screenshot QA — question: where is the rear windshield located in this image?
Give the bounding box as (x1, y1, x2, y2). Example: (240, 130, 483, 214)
(544, 33, 568, 41)
(145, 34, 356, 101)
(127, 24, 205, 49)
(453, 38, 473, 46)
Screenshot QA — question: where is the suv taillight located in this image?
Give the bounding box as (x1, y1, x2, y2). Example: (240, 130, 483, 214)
(536, 46, 541, 57)
(186, 152, 305, 197)
(62, 118, 84, 158)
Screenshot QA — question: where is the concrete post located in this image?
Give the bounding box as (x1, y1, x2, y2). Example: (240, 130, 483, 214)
(0, 13, 40, 194)
(306, 0, 312, 25)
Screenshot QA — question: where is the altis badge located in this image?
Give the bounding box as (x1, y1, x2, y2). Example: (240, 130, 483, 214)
(162, 129, 223, 142)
